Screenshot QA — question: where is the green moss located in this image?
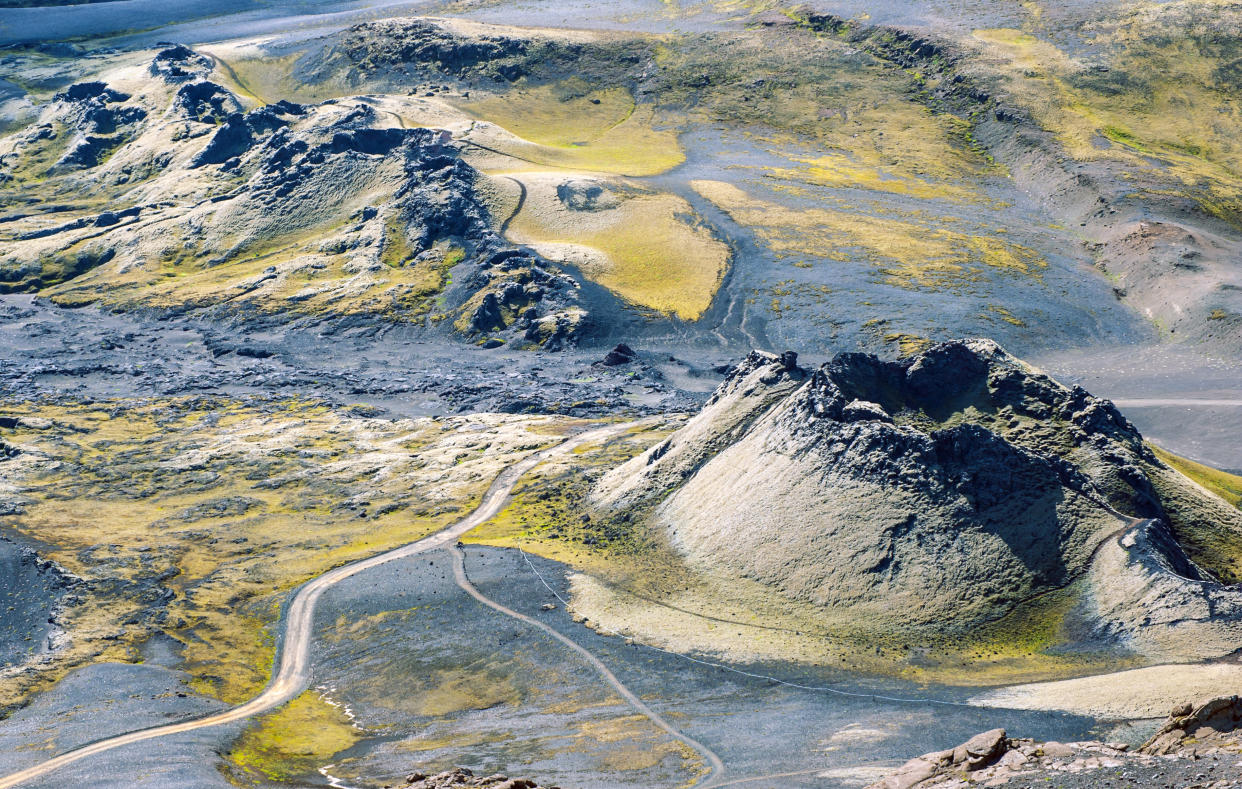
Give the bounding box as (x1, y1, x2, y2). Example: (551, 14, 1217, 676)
(454, 82, 684, 176)
(378, 219, 462, 320)
(38, 210, 466, 324)
(0, 398, 567, 710)
(1102, 124, 1144, 150)
(1152, 444, 1242, 506)
(381, 213, 416, 269)
(503, 179, 729, 320)
(1149, 444, 1242, 585)
(692, 179, 1045, 293)
(364, 662, 520, 718)
(884, 332, 933, 356)
(3, 121, 70, 185)
(1197, 195, 1242, 231)
(650, 28, 991, 193)
(1151, 444, 1242, 509)
(0, 245, 113, 295)
(225, 691, 360, 783)
(973, 11, 1242, 229)
(985, 304, 1027, 327)
(466, 444, 647, 554)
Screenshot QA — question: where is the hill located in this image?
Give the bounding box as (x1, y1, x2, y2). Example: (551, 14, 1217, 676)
(595, 340, 1242, 659)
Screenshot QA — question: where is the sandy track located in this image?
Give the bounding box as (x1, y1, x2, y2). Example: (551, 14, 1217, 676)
(450, 544, 726, 785)
(0, 420, 652, 789)
(1112, 398, 1242, 408)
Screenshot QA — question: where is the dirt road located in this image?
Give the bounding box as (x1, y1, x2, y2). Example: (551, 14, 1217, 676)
(0, 420, 660, 789)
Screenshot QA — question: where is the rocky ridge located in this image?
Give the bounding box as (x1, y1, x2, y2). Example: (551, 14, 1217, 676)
(0, 44, 587, 349)
(0, 294, 706, 419)
(870, 696, 1242, 789)
(0, 537, 81, 671)
(594, 340, 1242, 656)
(318, 17, 649, 88)
(334, 19, 532, 83)
(791, 9, 1242, 353)
(396, 768, 553, 789)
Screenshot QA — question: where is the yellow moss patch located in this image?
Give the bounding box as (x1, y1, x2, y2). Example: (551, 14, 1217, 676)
(570, 715, 701, 775)
(1151, 444, 1242, 509)
(394, 667, 521, 717)
(0, 400, 572, 709)
(322, 610, 525, 717)
(763, 152, 980, 203)
(45, 221, 464, 324)
(985, 304, 1027, 327)
(951, 581, 1145, 683)
(499, 174, 729, 319)
(203, 49, 347, 107)
(462, 418, 680, 551)
(394, 727, 515, 754)
(453, 82, 684, 176)
(464, 81, 631, 149)
(885, 333, 934, 356)
(227, 691, 361, 782)
(324, 609, 410, 644)
(4, 121, 72, 185)
(563, 546, 1131, 687)
(651, 28, 997, 191)
(972, 14, 1242, 225)
(691, 179, 1043, 290)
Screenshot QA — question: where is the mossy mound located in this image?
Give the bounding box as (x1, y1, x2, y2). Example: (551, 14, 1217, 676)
(595, 341, 1242, 660)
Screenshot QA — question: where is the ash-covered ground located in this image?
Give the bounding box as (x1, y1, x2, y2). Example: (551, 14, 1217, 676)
(306, 547, 1104, 789)
(1, 1, 1241, 788)
(0, 294, 711, 418)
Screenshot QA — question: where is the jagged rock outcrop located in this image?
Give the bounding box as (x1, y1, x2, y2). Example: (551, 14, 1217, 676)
(870, 696, 1242, 788)
(868, 729, 1010, 789)
(47, 81, 146, 171)
(0, 537, 83, 672)
(1143, 696, 1242, 756)
(170, 80, 242, 124)
(400, 768, 553, 789)
(189, 101, 303, 167)
(0, 46, 586, 348)
(149, 43, 213, 83)
(337, 19, 531, 80)
(324, 17, 647, 87)
(597, 343, 637, 366)
(594, 340, 1242, 646)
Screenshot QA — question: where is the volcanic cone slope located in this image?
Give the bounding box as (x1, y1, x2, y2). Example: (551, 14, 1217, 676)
(595, 341, 1242, 658)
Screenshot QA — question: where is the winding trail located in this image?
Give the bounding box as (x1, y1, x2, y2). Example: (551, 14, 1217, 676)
(0, 415, 1168, 789)
(0, 419, 690, 789)
(450, 544, 726, 785)
(498, 175, 528, 237)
